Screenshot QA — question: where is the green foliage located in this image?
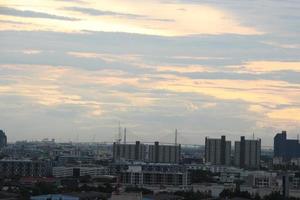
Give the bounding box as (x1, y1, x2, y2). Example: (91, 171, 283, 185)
(219, 189, 251, 199)
(125, 186, 153, 195)
(174, 190, 211, 200)
(190, 170, 219, 183)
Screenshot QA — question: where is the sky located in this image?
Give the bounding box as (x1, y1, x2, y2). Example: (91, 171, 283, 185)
(0, 0, 299, 146)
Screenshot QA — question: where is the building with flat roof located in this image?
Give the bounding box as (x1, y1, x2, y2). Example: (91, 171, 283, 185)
(53, 166, 109, 178)
(113, 141, 181, 164)
(0, 130, 7, 149)
(205, 136, 231, 166)
(234, 136, 261, 169)
(274, 131, 300, 160)
(111, 162, 189, 186)
(0, 159, 52, 177)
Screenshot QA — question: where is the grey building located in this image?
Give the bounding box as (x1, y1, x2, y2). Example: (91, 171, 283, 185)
(234, 136, 261, 169)
(0, 130, 7, 149)
(113, 141, 146, 162)
(53, 166, 109, 178)
(111, 162, 189, 186)
(205, 136, 231, 166)
(113, 141, 181, 164)
(0, 159, 52, 177)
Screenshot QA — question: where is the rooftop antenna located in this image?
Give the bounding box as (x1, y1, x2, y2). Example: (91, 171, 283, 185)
(118, 121, 122, 144)
(91, 134, 96, 144)
(124, 128, 127, 144)
(175, 128, 178, 146)
(298, 134, 299, 143)
(253, 132, 254, 140)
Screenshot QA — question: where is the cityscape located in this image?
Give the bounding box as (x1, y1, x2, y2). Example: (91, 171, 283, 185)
(0, 129, 300, 199)
(1, 0, 300, 199)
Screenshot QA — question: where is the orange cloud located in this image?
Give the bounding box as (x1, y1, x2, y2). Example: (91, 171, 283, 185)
(267, 108, 300, 122)
(238, 61, 300, 73)
(157, 65, 216, 73)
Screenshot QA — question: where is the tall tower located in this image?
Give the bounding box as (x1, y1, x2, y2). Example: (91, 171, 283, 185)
(0, 130, 7, 149)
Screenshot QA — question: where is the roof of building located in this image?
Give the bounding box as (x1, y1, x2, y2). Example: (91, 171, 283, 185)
(32, 192, 107, 200)
(110, 192, 142, 200)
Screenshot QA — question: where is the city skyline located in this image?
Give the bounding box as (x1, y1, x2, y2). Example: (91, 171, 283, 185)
(0, 0, 300, 145)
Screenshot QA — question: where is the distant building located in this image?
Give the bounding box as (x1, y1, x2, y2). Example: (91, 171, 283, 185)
(53, 166, 109, 178)
(113, 141, 181, 164)
(0, 130, 7, 149)
(274, 131, 300, 160)
(234, 136, 261, 169)
(111, 162, 189, 186)
(205, 136, 231, 166)
(0, 159, 52, 177)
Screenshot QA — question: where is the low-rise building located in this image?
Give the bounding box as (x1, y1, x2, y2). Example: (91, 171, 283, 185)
(0, 159, 52, 177)
(111, 162, 189, 186)
(53, 166, 109, 178)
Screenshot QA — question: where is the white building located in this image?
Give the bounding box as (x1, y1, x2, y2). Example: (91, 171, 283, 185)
(53, 166, 109, 178)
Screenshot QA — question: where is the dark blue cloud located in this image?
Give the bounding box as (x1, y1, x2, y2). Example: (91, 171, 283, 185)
(0, 6, 79, 21)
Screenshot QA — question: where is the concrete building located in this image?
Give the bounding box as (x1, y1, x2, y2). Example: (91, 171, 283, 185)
(53, 166, 109, 178)
(234, 136, 261, 169)
(111, 162, 189, 186)
(205, 136, 231, 166)
(0, 130, 7, 149)
(113, 141, 181, 164)
(113, 141, 146, 162)
(274, 131, 300, 160)
(0, 159, 52, 177)
(245, 171, 278, 188)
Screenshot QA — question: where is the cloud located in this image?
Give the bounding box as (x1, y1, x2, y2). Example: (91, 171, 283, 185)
(0, 6, 78, 21)
(157, 65, 216, 73)
(153, 76, 300, 106)
(262, 41, 300, 49)
(0, 19, 31, 25)
(0, 0, 261, 36)
(0, 64, 103, 117)
(238, 61, 300, 73)
(65, 6, 174, 22)
(55, 0, 86, 3)
(267, 108, 300, 122)
(22, 49, 42, 55)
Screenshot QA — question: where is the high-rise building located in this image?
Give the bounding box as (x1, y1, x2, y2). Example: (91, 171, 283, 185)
(113, 141, 146, 162)
(0, 130, 7, 149)
(205, 136, 231, 166)
(234, 136, 261, 169)
(274, 131, 300, 160)
(113, 141, 181, 164)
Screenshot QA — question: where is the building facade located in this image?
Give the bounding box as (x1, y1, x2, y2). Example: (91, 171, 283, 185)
(274, 131, 300, 160)
(205, 136, 231, 166)
(234, 136, 261, 169)
(53, 166, 109, 178)
(111, 162, 189, 186)
(0, 159, 52, 177)
(113, 141, 181, 164)
(0, 130, 7, 149)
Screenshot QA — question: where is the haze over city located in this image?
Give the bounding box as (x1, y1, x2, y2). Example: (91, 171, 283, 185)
(0, 0, 300, 145)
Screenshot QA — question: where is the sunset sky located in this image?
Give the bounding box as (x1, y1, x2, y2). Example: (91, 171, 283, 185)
(0, 0, 299, 145)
